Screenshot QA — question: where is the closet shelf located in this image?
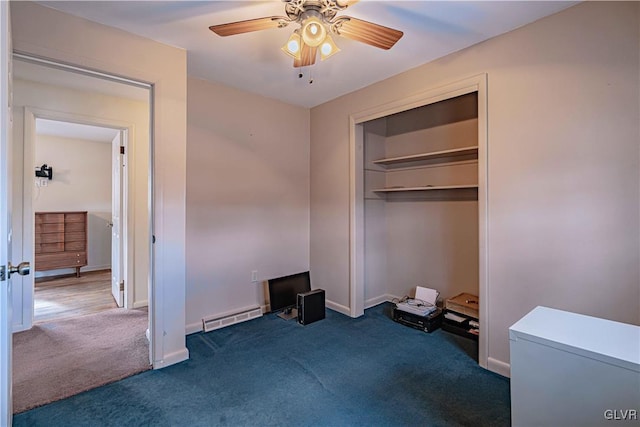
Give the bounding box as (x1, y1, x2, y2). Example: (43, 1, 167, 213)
(373, 146, 478, 166)
(372, 184, 478, 193)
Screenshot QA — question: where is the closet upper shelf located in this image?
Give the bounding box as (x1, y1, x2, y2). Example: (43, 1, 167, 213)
(372, 184, 478, 193)
(372, 146, 478, 166)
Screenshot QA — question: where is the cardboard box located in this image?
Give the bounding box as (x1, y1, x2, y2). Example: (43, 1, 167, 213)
(445, 292, 479, 319)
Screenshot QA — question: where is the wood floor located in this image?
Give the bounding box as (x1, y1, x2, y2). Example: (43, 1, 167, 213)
(34, 270, 117, 323)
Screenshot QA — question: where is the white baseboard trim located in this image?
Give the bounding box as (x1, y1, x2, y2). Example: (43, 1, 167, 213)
(86, 264, 111, 272)
(488, 357, 511, 378)
(326, 299, 350, 316)
(364, 294, 400, 309)
(364, 294, 389, 309)
(327, 296, 398, 316)
(12, 322, 29, 333)
(186, 321, 202, 335)
(185, 297, 397, 334)
(153, 347, 189, 369)
(132, 300, 148, 309)
(35, 265, 110, 278)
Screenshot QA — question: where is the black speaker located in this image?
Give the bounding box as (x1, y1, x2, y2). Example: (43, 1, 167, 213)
(297, 289, 325, 325)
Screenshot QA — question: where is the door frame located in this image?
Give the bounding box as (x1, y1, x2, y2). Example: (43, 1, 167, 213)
(20, 109, 134, 329)
(11, 51, 176, 372)
(348, 74, 489, 371)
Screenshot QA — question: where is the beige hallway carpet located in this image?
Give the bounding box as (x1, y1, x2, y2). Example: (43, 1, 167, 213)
(13, 307, 150, 414)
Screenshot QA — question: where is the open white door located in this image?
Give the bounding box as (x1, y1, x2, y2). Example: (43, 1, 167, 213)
(1, 2, 14, 422)
(111, 131, 124, 307)
(2, 3, 30, 423)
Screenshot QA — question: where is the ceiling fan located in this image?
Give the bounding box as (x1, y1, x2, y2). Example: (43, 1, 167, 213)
(209, 0, 403, 68)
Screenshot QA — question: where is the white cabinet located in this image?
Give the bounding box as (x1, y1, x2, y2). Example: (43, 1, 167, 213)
(509, 306, 640, 427)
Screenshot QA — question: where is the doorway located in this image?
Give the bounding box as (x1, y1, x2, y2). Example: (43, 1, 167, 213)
(31, 118, 127, 321)
(11, 56, 152, 332)
(10, 55, 154, 411)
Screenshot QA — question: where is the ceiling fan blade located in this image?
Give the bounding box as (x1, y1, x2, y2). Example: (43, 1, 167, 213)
(294, 43, 317, 68)
(209, 17, 290, 37)
(333, 17, 403, 50)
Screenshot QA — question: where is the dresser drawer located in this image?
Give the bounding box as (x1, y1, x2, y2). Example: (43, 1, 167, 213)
(35, 223, 64, 233)
(36, 232, 64, 244)
(65, 213, 86, 223)
(65, 222, 86, 232)
(65, 241, 86, 251)
(64, 232, 86, 242)
(36, 213, 64, 224)
(39, 243, 65, 253)
(35, 251, 87, 271)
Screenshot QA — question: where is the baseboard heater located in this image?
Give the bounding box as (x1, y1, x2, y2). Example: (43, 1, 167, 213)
(202, 306, 262, 333)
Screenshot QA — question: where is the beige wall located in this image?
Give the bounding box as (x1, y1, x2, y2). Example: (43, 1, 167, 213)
(33, 134, 111, 214)
(186, 77, 310, 331)
(11, 1, 188, 368)
(310, 1, 640, 368)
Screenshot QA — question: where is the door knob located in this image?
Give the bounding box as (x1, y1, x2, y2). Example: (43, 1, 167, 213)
(8, 261, 30, 278)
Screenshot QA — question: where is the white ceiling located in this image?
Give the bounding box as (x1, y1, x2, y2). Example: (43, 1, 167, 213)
(36, 1, 576, 108)
(36, 118, 119, 143)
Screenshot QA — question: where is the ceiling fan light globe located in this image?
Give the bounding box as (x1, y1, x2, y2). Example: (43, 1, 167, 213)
(282, 32, 302, 60)
(320, 35, 340, 61)
(288, 40, 300, 54)
(301, 17, 326, 47)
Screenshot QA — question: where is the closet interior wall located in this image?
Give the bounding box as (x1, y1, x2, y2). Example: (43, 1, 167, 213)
(363, 93, 480, 305)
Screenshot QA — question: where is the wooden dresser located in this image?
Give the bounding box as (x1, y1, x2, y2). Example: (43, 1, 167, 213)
(35, 211, 87, 277)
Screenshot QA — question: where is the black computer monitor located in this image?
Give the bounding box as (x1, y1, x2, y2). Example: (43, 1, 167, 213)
(268, 271, 311, 320)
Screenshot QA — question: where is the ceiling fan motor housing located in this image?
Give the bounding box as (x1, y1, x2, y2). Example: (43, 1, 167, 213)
(300, 13, 327, 47)
(284, 0, 349, 24)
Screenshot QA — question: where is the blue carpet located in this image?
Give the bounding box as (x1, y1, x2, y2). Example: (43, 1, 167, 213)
(13, 303, 510, 426)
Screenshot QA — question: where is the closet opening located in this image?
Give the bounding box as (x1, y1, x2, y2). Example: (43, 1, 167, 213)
(349, 75, 488, 369)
